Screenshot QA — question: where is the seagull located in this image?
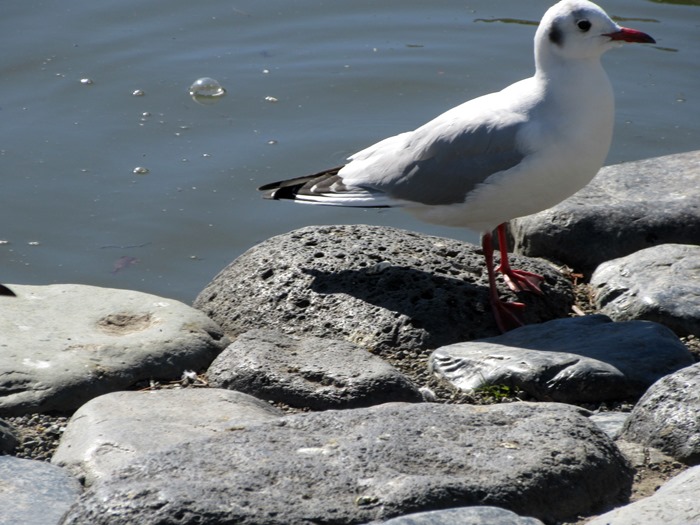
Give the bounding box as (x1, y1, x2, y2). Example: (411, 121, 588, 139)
(258, 0, 654, 332)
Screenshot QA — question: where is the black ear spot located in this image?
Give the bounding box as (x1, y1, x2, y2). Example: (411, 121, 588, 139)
(549, 24, 563, 45)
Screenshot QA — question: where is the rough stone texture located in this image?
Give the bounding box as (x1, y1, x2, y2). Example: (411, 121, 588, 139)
(429, 315, 693, 403)
(194, 225, 574, 352)
(591, 244, 700, 336)
(620, 362, 700, 465)
(0, 456, 82, 525)
(52, 389, 283, 486)
(510, 150, 700, 277)
(370, 506, 544, 525)
(0, 284, 229, 416)
(207, 329, 423, 409)
(0, 417, 20, 453)
(61, 402, 632, 525)
(586, 465, 700, 525)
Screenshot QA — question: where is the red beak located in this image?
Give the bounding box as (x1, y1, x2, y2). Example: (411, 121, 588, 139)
(605, 27, 655, 44)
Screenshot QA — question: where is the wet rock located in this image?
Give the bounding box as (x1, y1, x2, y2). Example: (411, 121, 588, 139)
(586, 465, 700, 525)
(194, 225, 574, 352)
(52, 389, 283, 485)
(429, 315, 693, 403)
(207, 329, 423, 409)
(621, 362, 700, 465)
(61, 402, 632, 525)
(0, 284, 229, 416)
(371, 506, 545, 525)
(591, 244, 700, 336)
(0, 456, 82, 525)
(510, 150, 700, 277)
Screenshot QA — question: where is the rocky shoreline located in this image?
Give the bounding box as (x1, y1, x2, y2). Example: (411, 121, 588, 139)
(1, 151, 700, 525)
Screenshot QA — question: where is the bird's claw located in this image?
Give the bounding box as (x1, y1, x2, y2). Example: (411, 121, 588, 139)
(497, 266, 545, 295)
(491, 298, 526, 333)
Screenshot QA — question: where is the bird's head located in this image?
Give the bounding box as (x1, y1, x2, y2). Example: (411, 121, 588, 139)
(535, 0, 655, 63)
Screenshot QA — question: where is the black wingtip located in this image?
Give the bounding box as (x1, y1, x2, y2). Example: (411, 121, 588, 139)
(257, 166, 345, 201)
(0, 284, 16, 297)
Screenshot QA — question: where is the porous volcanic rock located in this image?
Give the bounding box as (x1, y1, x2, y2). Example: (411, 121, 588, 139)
(194, 225, 574, 353)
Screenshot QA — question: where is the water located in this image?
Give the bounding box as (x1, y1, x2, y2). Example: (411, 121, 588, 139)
(2, 0, 698, 304)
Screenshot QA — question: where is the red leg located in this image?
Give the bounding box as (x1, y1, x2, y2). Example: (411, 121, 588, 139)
(482, 231, 525, 332)
(495, 223, 544, 295)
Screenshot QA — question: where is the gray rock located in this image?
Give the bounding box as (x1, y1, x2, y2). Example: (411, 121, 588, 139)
(207, 329, 423, 409)
(510, 150, 700, 277)
(370, 506, 544, 525)
(588, 412, 630, 440)
(614, 440, 679, 475)
(591, 244, 700, 336)
(429, 315, 693, 403)
(60, 402, 632, 525)
(621, 362, 700, 465)
(586, 465, 700, 525)
(0, 456, 82, 525)
(0, 284, 229, 416)
(52, 388, 283, 485)
(0, 418, 19, 453)
(194, 225, 574, 352)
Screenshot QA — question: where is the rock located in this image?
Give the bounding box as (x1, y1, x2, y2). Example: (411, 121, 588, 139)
(207, 329, 423, 409)
(591, 244, 700, 336)
(620, 362, 700, 465)
(429, 315, 693, 403)
(0, 418, 20, 453)
(52, 388, 283, 485)
(61, 402, 632, 525)
(588, 412, 630, 440)
(0, 456, 82, 525)
(194, 225, 574, 352)
(0, 284, 229, 416)
(370, 506, 545, 525)
(586, 465, 700, 525)
(509, 150, 700, 277)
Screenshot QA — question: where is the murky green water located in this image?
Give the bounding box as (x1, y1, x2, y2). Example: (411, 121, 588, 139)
(1, 0, 697, 302)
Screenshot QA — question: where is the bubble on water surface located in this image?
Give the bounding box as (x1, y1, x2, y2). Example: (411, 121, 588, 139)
(189, 77, 226, 105)
(132, 89, 145, 97)
(132, 166, 150, 175)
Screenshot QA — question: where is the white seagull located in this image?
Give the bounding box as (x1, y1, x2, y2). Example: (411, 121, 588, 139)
(259, 0, 654, 332)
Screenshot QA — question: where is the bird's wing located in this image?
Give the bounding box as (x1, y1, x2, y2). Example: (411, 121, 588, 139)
(340, 96, 530, 206)
(259, 91, 532, 208)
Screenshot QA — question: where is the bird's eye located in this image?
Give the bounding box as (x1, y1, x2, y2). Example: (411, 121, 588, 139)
(577, 20, 591, 32)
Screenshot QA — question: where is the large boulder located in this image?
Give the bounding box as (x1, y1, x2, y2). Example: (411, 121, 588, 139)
(194, 225, 574, 352)
(207, 329, 423, 409)
(510, 150, 700, 276)
(61, 402, 632, 525)
(621, 362, 700, 465)
(52, 389, 283, 485)
(0, 456, 82, 525)
(372, 506, 545, 525)
(0, 284, 228, 416)
(429, 315, 693, 403)
(591, 244, 700, 336)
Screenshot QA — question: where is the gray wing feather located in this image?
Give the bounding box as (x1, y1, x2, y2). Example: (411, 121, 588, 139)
(343, 107, 528, 206)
